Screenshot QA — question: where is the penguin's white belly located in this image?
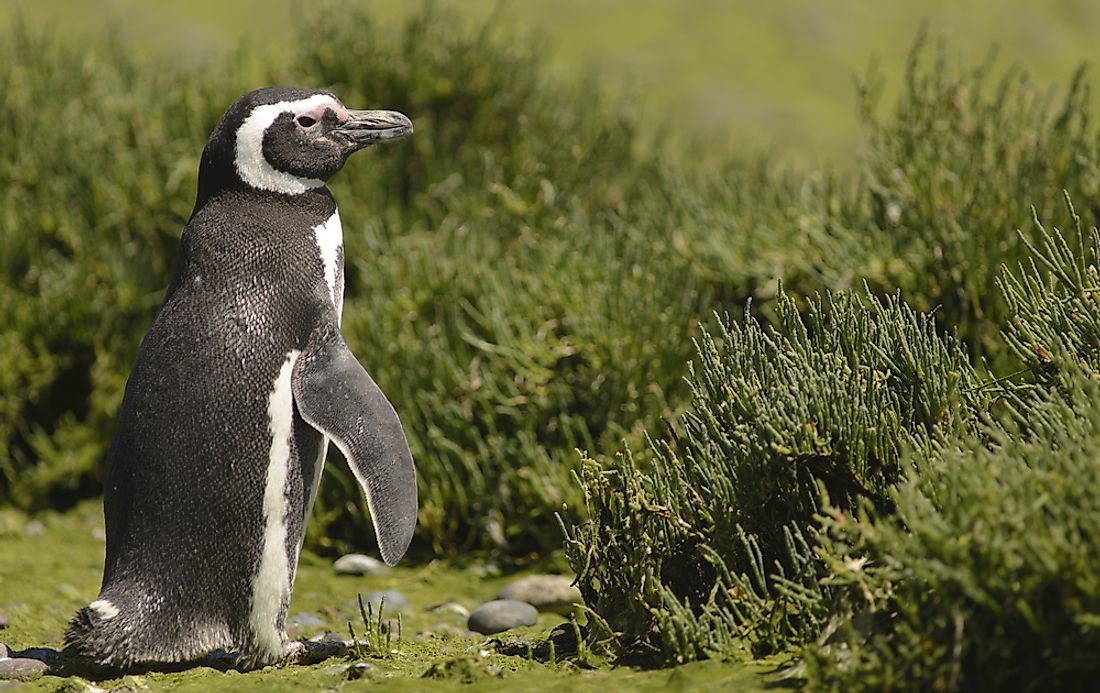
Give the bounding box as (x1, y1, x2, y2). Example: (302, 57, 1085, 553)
(248, 211, 344, 657)
(249, 349, 300, 660)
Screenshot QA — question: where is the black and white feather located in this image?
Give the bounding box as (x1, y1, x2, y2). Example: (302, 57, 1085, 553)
(64, 87, 416, 671)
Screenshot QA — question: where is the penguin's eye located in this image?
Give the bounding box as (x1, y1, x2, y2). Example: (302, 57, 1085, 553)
(296, 115, 317, 128)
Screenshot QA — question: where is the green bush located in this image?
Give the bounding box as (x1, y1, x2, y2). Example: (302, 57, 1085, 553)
(286, 3, 711, 556)
(846, 35, 1100, 364)
(802, 201, 1100, 691)
(807, 382, 1100, 691)
(564, 289, 987, 663)
(320, 206, 706, 557)
(558, 38, 1100, 672)
(564, 194, 1100, 683)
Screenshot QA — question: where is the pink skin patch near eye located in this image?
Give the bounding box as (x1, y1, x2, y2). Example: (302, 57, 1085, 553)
(298, 99, 349, 125)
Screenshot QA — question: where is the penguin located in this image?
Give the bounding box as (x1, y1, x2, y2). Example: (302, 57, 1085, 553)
(63, 87, 417, 671)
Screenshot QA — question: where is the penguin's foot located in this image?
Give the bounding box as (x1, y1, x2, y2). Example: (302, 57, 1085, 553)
(192, 648, 239, 672)
(278, 638, 363, 667)
(192, 640, 353, 671)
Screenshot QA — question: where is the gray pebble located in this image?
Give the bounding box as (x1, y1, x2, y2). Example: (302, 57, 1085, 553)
(333, 554, 389, 576)
(23, 520, 44, 537)
(363, 589, 408, 612)
(288, 612, 325, 628)
(0, 657, 48, 681)
(427, 600, 470, 618)
(467, 600, 538, 635)
(0, 614, 8, 629)
(0, 643, 7, 658)
(498, 574, 582, 615)
(283, 638, 350, 666)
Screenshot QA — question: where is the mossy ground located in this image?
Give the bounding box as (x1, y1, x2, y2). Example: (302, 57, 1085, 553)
(0, 501, 781, 690)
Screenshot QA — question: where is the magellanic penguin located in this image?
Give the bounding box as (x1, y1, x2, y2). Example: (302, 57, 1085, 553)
(64, 87, 418, 671)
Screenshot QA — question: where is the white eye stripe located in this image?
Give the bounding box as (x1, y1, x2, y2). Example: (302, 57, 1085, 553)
(234, 94, 339, 195)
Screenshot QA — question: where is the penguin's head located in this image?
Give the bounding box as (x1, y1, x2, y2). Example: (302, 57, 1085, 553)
(197, 87, 412, 202)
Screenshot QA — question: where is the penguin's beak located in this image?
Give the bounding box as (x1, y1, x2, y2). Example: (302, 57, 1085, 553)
(333, 109, 414, 151)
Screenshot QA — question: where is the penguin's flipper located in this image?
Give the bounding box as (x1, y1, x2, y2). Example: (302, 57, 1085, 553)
(292, 323, 417, 565)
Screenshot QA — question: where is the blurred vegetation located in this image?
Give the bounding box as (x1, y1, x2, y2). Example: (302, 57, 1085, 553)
(289, 4, 709, 557)
(4, 2, 1100, 687)
(851, 37, 1100, 363)
(11, 0, 1100, 163)
(0, 22, 234, 508)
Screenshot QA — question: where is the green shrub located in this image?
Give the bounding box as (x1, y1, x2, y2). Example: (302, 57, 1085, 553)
(284, 3, 711, 556)
(847, 35, 1100, 364)
(787, 203, 1100, 690)
(318, 206, 706, 557)
(564, 289, 987, 663)
(1000, 194, 1100, 383)
(560, 41, 1100, 669)
(807, 378, 1100, 691)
